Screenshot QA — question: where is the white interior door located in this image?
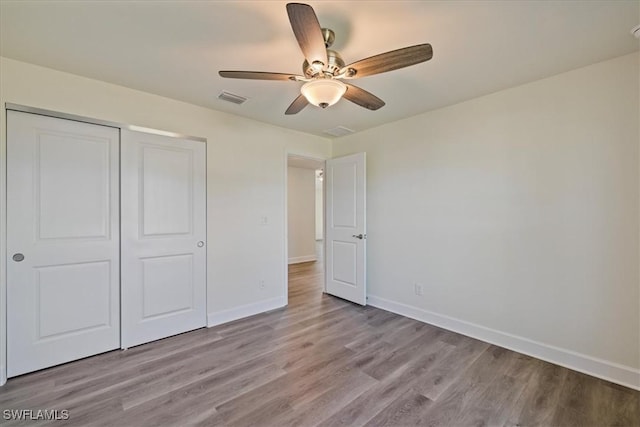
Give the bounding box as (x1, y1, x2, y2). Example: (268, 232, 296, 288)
(7, 111, 120, 377)
(121, 130, 206, 348)
(325, 152, 367, 305)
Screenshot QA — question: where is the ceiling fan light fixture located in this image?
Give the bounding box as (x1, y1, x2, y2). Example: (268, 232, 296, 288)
(301, 79, 347, 108)
(219, 3, 432, 115)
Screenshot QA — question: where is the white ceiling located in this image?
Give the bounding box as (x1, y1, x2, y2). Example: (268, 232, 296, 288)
(1, 1, 638, 138)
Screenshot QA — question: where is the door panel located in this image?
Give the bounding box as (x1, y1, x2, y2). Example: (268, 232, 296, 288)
(141, 146, 193, 236)
(141, 254, 194, 319)
(121, 130, 206, 348)
(331, 163, 357, 227)
(7, 111, 120, 377)
(36, 261, 112, 339)
(325, 153, 367, 305)
(37, 132, 111, 239)
(331, 241, 358, 285)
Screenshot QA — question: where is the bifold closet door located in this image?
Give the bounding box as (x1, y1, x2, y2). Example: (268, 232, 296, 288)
(120, 130, 207, 348)
(7, 111, 120, 377)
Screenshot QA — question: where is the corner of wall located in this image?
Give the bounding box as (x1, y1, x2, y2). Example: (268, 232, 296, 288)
(368, 295, 640, 391)
(207, 296, 287, 328)
(288, 255, 317, 264)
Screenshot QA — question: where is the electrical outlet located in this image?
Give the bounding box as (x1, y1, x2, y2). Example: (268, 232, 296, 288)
(259, 279, 265, 290)
(414, 282, 424, 296)
(260, 216, 268, 225)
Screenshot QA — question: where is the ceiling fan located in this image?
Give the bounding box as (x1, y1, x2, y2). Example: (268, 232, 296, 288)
(219, 2, 433, 115)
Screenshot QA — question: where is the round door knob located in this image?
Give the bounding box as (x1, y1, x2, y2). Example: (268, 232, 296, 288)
(197, 241, 205, 248)
(12, 253, 25, 262)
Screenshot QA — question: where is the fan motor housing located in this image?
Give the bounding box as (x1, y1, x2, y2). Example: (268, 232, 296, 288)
(303, 49, 345, 78)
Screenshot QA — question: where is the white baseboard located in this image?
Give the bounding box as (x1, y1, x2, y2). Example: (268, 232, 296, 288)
(0, 365, 6, 386)
(367, 294, 640, 391)
(207, 296, 287, 328)
(288, 255, 317, 265)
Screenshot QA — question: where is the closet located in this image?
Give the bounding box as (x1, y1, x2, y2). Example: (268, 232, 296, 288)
(6, 109, 207, 377)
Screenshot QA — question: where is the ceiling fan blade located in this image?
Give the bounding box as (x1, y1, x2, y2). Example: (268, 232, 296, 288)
(341, 44, 433, 78)
(285, 94, 310, 115)
(219, 71, 301, 81)
(343, 83, 385, 111)
(286, 3, 328, 67)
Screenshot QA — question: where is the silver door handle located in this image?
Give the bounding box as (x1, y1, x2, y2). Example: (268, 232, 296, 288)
(197, 241, 205, 248)
(12, 253, 24, 262)
(352, 234, 366, 240)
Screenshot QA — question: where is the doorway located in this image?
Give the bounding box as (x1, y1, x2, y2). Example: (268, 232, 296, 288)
(286, 155, 325, 305)
(285, 152, 368, 307)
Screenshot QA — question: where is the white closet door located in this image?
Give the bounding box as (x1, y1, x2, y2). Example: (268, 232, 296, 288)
(7, 111, 120, 377)
(121, 130, 207, 348)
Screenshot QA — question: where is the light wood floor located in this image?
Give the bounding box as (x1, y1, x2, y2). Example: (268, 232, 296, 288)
(1, 256, 638, 426)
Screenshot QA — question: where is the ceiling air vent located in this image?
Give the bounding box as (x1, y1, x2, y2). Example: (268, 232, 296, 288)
(324, 126, 355, 137)
(218, 91, 248, 105)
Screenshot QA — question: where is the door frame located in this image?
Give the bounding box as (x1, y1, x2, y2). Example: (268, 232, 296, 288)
(0, 103, 207, 385)
(284, 151, 327, 303)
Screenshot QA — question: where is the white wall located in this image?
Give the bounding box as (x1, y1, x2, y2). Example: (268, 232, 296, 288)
(333, 53, 640, 388)
(2, 52, 638, 389)
(0, 57, 331, 384)
(287, 166, 317, 263)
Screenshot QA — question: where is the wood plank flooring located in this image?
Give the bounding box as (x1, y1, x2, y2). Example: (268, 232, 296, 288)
(1, 254, 638, 426)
